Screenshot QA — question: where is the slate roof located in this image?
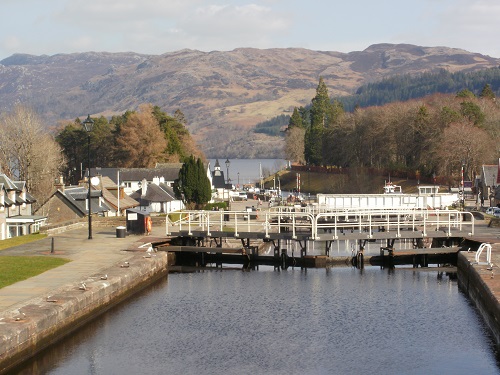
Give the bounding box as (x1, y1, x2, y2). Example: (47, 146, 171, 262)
(91, 165, 183, 184)
(129, 183, 176, 204)
(95, 176, 139, 211)
(25, 193, 36, 203)
(0, 175, 18, 190)
(56, 186, 108, 215)
(158, 183, 177, 200)
(3, 196, 14, 207)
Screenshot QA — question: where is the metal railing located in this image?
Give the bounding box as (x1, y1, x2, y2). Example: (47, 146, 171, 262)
(166, 207, 474, 240)
(474, 243, 492, 266)
(315, 208, 473, 239)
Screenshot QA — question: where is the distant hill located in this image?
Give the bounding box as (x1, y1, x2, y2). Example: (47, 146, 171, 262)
(1, 44, 499, 158)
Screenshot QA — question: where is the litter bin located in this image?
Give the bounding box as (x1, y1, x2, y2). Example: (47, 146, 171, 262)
(116, 226, 126, 238)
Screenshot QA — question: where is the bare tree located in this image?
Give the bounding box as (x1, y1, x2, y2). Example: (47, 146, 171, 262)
(0, 105, 65, 207)
(284, 126, 305, 164)
(434, 120, 495, 183)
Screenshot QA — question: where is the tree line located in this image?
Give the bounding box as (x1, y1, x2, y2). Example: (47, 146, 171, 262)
(255, 66, 500, 135)
(0, 103, 206, 210)
(338, 67, 500, 111)
(284, 79, 500, 185)
(56, 104, 203, 185)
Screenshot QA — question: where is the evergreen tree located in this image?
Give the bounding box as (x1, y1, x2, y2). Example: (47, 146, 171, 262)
(288, 107, 304, 129)
(460, 101, 485, 126)
(305, 77, 332, 165)
(479, 83, 496, 100)
(174, 156, 211, 208)
(456, 89, 475, 99)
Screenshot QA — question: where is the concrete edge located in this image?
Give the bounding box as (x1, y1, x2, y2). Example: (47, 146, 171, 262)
(457, 252, 500, 346)
(0, 252, 169, 374)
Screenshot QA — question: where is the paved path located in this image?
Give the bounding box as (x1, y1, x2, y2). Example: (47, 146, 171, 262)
(0, 225, 164, 314)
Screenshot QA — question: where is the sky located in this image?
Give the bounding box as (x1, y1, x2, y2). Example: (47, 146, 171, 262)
(1, 0, 500, 61)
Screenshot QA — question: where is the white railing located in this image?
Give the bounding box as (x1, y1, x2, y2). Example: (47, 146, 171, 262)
(166, 208, 474, 240)
(474, 243, 492, 266)
(314, 208, 473, 239)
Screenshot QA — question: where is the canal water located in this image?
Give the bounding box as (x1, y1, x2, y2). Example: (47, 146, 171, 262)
(209, 158, 287, 187)
(16, 266, 500, 375)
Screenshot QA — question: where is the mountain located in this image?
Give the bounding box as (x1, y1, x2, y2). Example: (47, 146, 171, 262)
(1, 44, 499, 158)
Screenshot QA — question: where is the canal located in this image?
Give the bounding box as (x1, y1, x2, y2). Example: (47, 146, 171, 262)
(15, 266, 500, 375)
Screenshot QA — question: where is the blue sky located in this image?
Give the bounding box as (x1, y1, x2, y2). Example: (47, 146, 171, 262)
(2, 0, 500, 60)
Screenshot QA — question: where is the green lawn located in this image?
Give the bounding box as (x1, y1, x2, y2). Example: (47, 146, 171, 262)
(0, 233, 48, 251)
(0, 256, 70, 289)
(0, 234, 71, 288)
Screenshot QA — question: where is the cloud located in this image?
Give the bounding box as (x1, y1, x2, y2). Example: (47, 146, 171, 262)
(417, 0, 500, 56)
(1, 36, 21, 51)
(176, 4, 290, 49)
(50, 0, 291, 53)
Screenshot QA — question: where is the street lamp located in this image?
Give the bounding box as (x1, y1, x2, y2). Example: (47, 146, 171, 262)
(82, 115, 94, 240)
(492, 174, 497, 207)
(225, 158, 230, 184)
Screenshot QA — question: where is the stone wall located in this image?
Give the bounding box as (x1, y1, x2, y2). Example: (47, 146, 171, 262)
(457, 252, 500, 346)
(0, 253, 169, 374)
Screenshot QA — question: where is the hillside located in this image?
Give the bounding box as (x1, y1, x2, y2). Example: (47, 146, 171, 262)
(1, 44, 499, 158)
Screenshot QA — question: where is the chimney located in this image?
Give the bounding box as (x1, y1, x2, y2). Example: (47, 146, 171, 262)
(55, 176, 65, 192)
(141, 178, 148, 197)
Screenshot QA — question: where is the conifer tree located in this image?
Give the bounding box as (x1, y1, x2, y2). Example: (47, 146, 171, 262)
(174, 156, 211, 208)
(288, 107, 304, 129)
(479, 84, 496, 100)
(305, 77, 333, 165)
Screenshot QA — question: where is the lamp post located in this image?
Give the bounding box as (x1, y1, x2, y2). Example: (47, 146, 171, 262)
(225, 158, 230, 184)
(492, 174, 497, 207)
(82, 115, 94, 239)
(237, 172, 240, 189)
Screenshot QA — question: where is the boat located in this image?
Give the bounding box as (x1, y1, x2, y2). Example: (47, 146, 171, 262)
(383, 181, 403, 194)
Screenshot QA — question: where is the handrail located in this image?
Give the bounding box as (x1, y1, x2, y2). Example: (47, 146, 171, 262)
(166, 208, 474, 240)
(475, 243, 492, 266)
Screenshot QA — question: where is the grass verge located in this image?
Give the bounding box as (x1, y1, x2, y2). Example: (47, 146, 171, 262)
(0, 256, 70, 289)
(0, 233, 48, 251)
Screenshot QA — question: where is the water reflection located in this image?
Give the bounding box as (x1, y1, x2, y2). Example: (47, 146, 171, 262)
(16, 267, 500, 375)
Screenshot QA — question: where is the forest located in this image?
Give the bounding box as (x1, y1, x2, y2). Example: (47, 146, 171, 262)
(256, 67, 500, 137)
(283, 78, 500, 186)
(55, 104, 203, 185)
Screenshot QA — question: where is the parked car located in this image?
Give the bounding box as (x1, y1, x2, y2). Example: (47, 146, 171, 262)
(494, 208, 500, 218)
(486, 207, 499, 215)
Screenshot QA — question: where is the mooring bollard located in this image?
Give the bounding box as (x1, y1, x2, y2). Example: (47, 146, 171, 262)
(51, 237, 55, 254)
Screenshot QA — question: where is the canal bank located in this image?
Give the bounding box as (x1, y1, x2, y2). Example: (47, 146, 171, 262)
(457, 228, 500, 347)
(0, 216, 499, 373)
(0, 225, 170, 374)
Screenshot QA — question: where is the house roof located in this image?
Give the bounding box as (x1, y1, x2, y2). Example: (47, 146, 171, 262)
(15, 195, 26, 204)
(3, 196, 14, 207)
(95, 176, 139, 211)
(0, 174, 19, 190)
(6, 215, 46, 224)
(212, 173, 229, 189)
(129, 183, 176, 204)
(55, 186, 108, 216)
(91, 165, 184, 184)
(158, 183, 177, 200)
(25, 192, 36, 203)
(14, 181, 26, 190)
(128, 183, 181, 211)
